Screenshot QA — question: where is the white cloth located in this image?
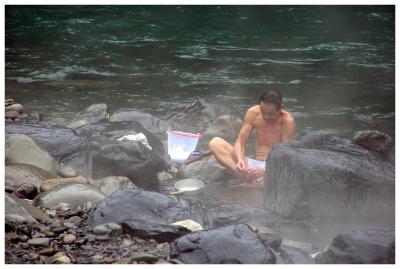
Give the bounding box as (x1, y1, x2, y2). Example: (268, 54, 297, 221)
(246, 157, 266, 169)
(117, 133, 152, 150)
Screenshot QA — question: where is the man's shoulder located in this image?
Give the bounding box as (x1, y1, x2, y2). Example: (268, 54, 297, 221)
(281, 110, 295, 124)
(247, 105, 260, 115)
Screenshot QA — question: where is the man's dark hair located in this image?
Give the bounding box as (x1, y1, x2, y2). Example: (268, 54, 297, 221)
(259, 88, 283, 109)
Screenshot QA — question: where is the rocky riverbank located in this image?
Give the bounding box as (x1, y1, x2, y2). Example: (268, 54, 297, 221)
(5, 100, 395, 264)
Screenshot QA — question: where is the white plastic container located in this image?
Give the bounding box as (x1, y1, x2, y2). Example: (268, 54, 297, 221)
(167, 131, 202, 164)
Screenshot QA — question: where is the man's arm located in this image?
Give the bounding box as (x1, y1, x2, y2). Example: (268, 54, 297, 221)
(234, 108, 255, 163)
(281, 115, 296, 144)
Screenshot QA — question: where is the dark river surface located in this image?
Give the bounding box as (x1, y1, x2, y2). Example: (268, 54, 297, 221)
(5, 5, 395, 251)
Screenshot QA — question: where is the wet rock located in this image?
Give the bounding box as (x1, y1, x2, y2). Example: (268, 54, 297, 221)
(6, 193, 52, 224)
(353, 112, 394, 137)
(62, 234, 76, 244)
(59, 165, 78, 178)
(33, 183, 106, 210)
(38, 246, 56, 256)
(204, 115, 243, 142)
(65, 216, 82, 227)
(40, 176, 89, 192)
(352, 130, 392, 154)
(182, 156, 229, 183)
(157, 171, 174, 181)
(95, 235, 110, 241)
(5, 164, 56, 190)
(77, 121, 168, 189)
(88, 188, 207, 229)
(28, 238, 50, 247)
(15, 183, 38, 200)
(255, 226, 282, 250)
(5, 123, 86, 164)
(6, 134, 60, 175)
(93, 223, 123, 236)
(315, 229, 395, 264)
(121, 219, 191, 243)
(6, 110, 19, 119)
(6, 103, 24, 113)
(5, 98, 15, 106)
(110, 109, 171, 134)
(66, 103, 110, 129)
(170, 224, 276, 264)
(264, 142, 395, 219)
(89, 176, 137, 196)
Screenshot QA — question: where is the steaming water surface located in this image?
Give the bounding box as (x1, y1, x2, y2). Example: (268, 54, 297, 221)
(6, 5, 395, 251)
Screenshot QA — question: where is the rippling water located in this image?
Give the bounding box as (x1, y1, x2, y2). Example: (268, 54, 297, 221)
(5, 5, 395, 137)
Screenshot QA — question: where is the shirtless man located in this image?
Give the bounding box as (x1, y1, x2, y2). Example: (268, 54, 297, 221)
(208, 89, 296, 186)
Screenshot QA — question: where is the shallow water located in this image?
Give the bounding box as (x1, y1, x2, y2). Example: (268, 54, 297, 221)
(6, 5, 395, 251)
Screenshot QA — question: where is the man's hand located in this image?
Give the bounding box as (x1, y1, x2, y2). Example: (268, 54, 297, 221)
(236, 159, 248, 174)
(246, 167, 265, 180)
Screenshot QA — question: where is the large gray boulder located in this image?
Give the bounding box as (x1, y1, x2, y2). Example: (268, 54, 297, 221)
(204, 115, 243, 142)
(182, 156, 229, 183)
(264, 132, 394, 220)
(77, 121, 168, 189)
(88, 188, 208, 228)
(315, 229, 395, 264)
(6, 134, 60, 175)
(170, 224, 276, 264)
(33, 183, 106, 210)
(110, 109, 171, 134)
(5, 123, 86, 162)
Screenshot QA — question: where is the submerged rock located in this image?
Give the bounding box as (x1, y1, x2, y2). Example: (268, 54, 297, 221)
(170, 224, 276, 264)
(33, 183, 106, 210)
(6, 134, 60, 175)
(315, 229, 395, 264)
(264, 140, 394, 220)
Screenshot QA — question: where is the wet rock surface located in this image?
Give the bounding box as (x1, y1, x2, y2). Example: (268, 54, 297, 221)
(315, 229, 395, 264)
(352, 129, 393, 154)
(170, 224, 276, 264)
(264, 135, 395, 219)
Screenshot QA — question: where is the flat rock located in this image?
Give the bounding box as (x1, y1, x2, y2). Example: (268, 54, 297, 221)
(89, 176, 137, 196)
(40, 176, 89, 192)
(34, 183, 106, 210)
(6, 163, 56, 189)
(352, 129, 392, 153)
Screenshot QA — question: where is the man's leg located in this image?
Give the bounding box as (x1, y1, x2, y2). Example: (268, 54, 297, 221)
(208, 137, 242, 177)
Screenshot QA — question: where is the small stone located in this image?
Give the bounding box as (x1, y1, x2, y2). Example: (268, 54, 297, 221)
(147, 239, 158, 247)
(6, 110, 19, 119)
(18, 112, 28, 118)
(5, 98, 15, 106)
(136, 238, 146, 244)
(19, 235, 29, 242)
(93, 223, 122, 236)
(28, 238, 50, 247)
(157, 171, 174, 181)
(59, 166, 78, 178)
(104, 256, 116, 264)
(52, 226, 69, 234)
(91, 254, 104, 263)
(84, 234, 97, 242)
(74, 238, 87, 245)
(20, 242, 30, 249)
(156, 242, 171, 256)
(63, 234, 77, 244)
(56, 203, 71, 212)
(46, 209, 57, 218)
(66, 216, 82, 227)
(6, 103, 24, 113)
(169, 258, 184, 264)
(51, 252, 71, 264)
(96, 235, 110, 241)
(131, 252, 159, 263)
(122, 238, 133, 247)
(38, 247, 55, 256)
(29, 252, 40, 261)
(15, 183, 38, 200)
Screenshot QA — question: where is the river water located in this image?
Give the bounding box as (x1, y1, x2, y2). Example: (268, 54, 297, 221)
(5, 5, 395, 251)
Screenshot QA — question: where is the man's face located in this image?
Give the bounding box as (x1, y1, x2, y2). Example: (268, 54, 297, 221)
(260, 101, 282, 121)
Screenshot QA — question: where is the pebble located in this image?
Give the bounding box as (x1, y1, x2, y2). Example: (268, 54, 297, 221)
(51, 252, 71, 264)
(6, 110, 19, 119)
(66, 216, 82, 226)
(28, 238, 50, 247)
(59, 166, 79, 178)
(38, 247, 55, 256)
(96, 235, 111, 241)
(5, 98, 15, 106)
(6, 103, 24, 113)
(56, 203, 71, 212)
(46, 210, 57, 218)
(93, 223, 122, 236)
(63, 234, 77, 244)
(28, 252, 40, 261)
(20, 242, 30, 249)
(52, 226, 69, 234)
(131, 252, 159, 263)
(104, 256, 116, 263)
(91, 254, 104, 263)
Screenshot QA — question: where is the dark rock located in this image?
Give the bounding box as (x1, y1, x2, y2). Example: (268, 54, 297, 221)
(88, 188, 208, 228)
(110, 109, 171, 134)
(352, 130, 392, 154)
(315, 229, 395, 264)
(121, 219, 191, 243)
(204, 115, 243, 142)
(170, 224, 275, 264)
(182, 156, 229, 183)
(15, 183, 38, 200)
(264, 142, 394, 220)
